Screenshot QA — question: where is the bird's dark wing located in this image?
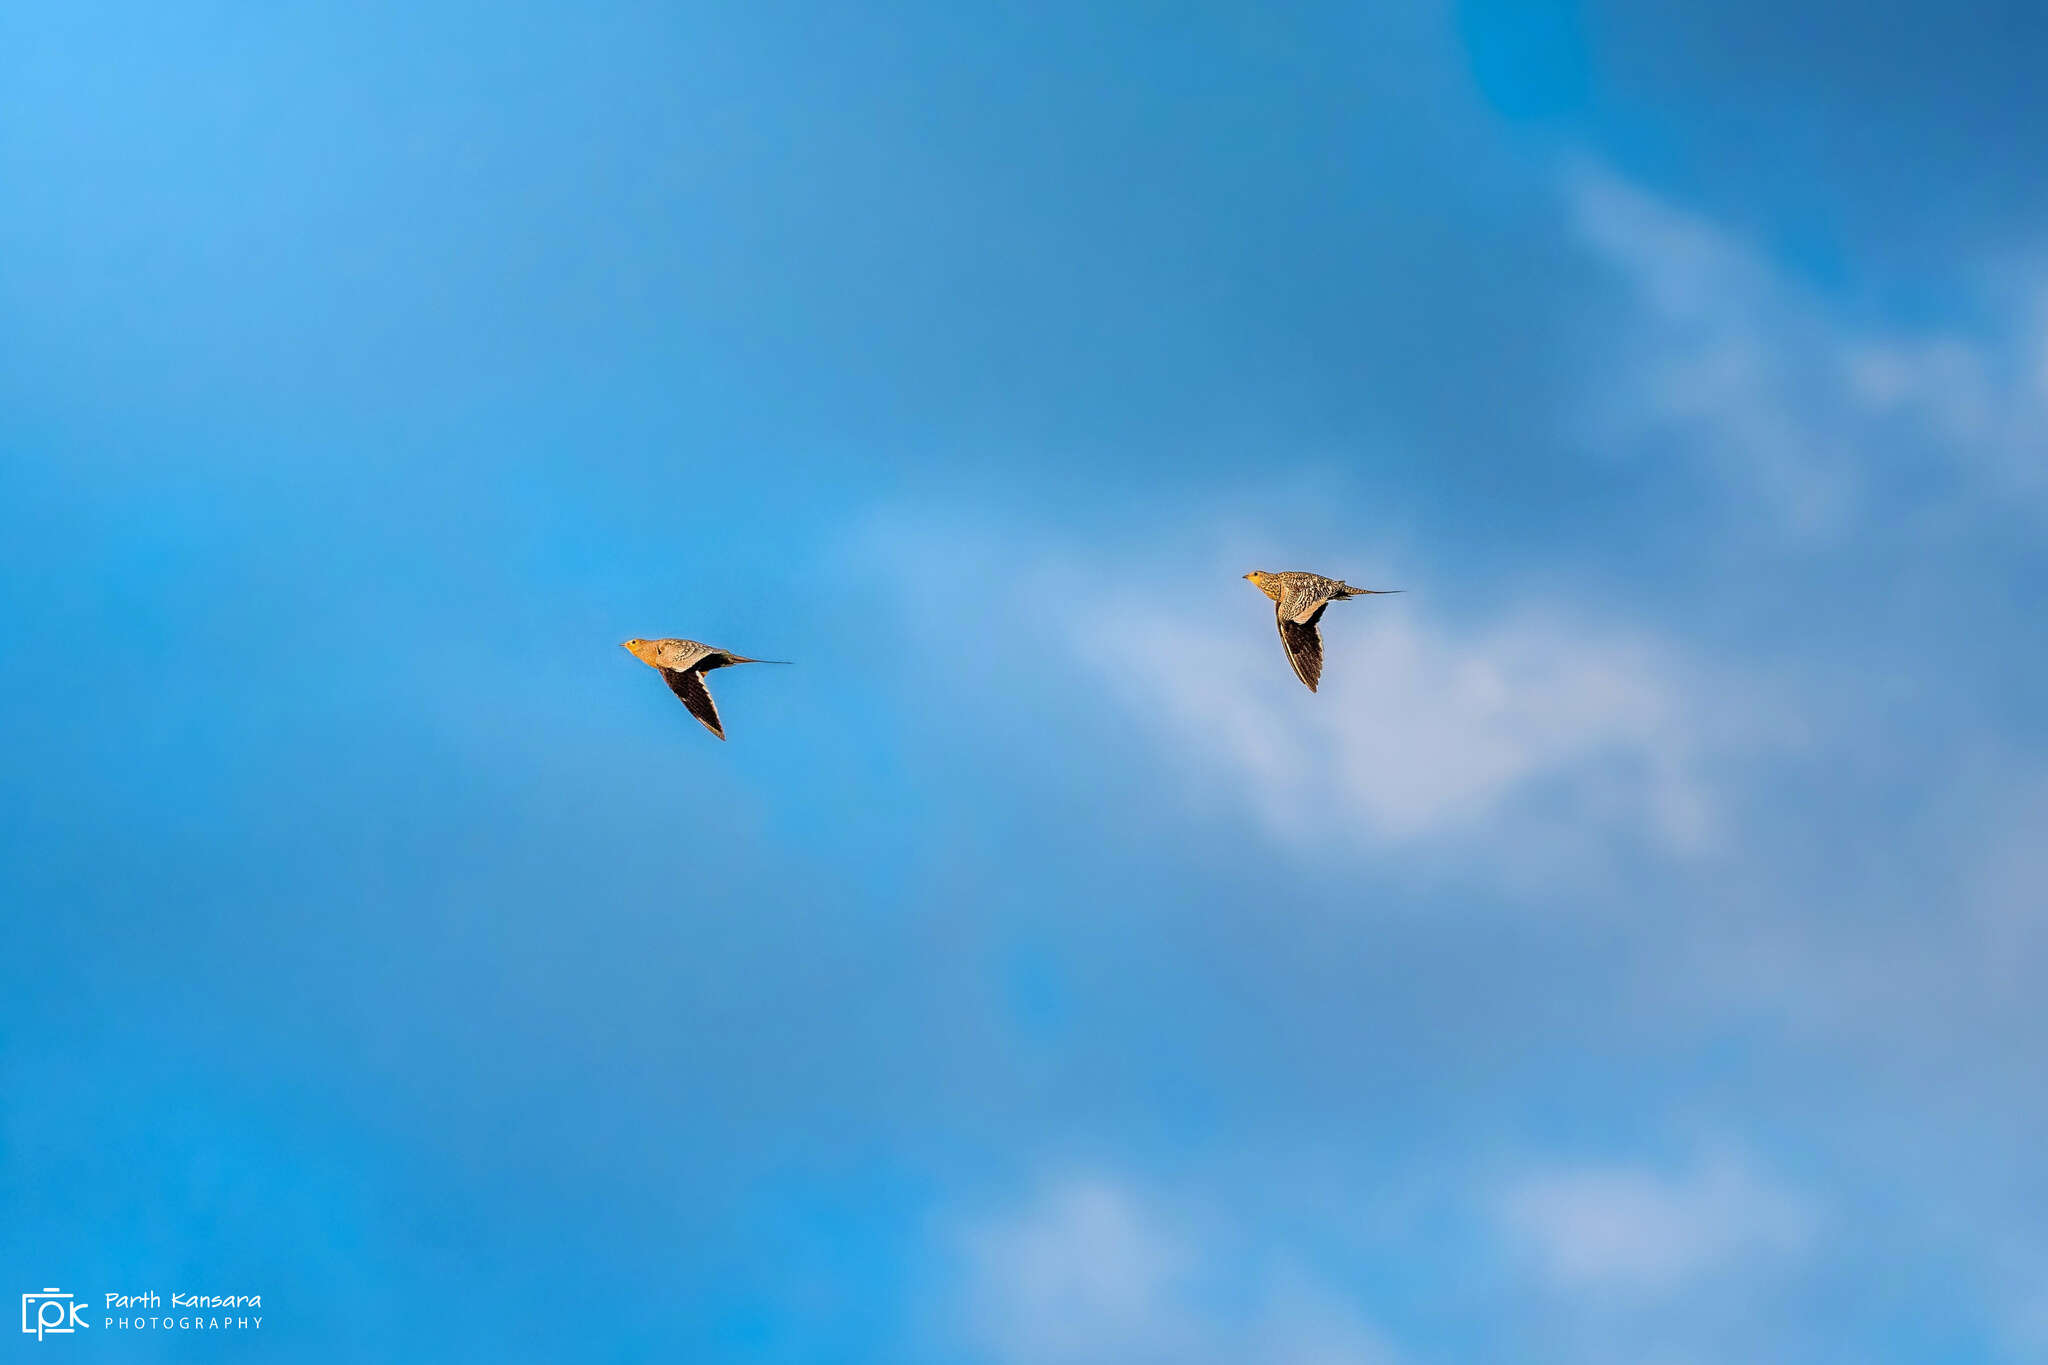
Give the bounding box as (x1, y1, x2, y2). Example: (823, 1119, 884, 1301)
(1277, 602, 1326, 692)
(660, 667, 726, 740)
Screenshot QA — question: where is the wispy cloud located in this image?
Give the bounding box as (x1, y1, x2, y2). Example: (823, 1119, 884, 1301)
(954, 1174, 1399, 1365)
(1086, 599, 1742, 857)
(1969, 775, 2048, 995)
(1570, 162, 2048, 535)
(856, 511, 1786, 873)
(1497, 1149, 1816, 1296)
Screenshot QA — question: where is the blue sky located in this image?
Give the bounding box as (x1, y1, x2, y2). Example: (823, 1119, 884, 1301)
(4, 1, 2045, 1360)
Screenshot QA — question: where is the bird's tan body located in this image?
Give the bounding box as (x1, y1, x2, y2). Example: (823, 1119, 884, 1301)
(625, 637, 723, 672)
(1242, 570, 1399, 692)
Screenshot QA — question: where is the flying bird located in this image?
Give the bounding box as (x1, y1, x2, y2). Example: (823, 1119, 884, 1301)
(1242, 570, 1401, 693)
(622, 637, 790, 740)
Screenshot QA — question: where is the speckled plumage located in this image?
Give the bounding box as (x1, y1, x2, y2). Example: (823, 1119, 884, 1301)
(1242, 570, 1401, 692)
(621, 637, 790, 740)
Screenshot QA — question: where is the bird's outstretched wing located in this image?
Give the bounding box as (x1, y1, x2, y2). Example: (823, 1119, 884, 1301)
(1277, 602, 1326, 692)
(1277, 581, 1331, 624)
(661, 666, 726, 740)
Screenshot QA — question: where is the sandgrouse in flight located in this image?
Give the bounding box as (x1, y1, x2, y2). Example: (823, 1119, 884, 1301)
(622, 637, 789, 740)
(1242, 571, 1401, 693)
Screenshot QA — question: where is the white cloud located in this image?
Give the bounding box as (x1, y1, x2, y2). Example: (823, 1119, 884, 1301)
(956, 1175, 1399, 1365)
(960, 1177, 1197, 1364)
(1498, 1150, 1816, 1296)
(1086, 590, 1748, 858)
(1570, 162, 2048, 534)
(1845, 322, 2048, 501)
(854, 512, 1777, 865)
(1968, 776, 2048, 996)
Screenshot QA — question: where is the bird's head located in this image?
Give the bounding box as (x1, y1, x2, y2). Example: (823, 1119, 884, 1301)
(1244, 570, 1277, 596)
(621, 638, 656, 665)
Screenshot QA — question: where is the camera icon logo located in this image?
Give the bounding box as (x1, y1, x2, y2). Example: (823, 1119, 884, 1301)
(21, 1289, 88, 1340)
